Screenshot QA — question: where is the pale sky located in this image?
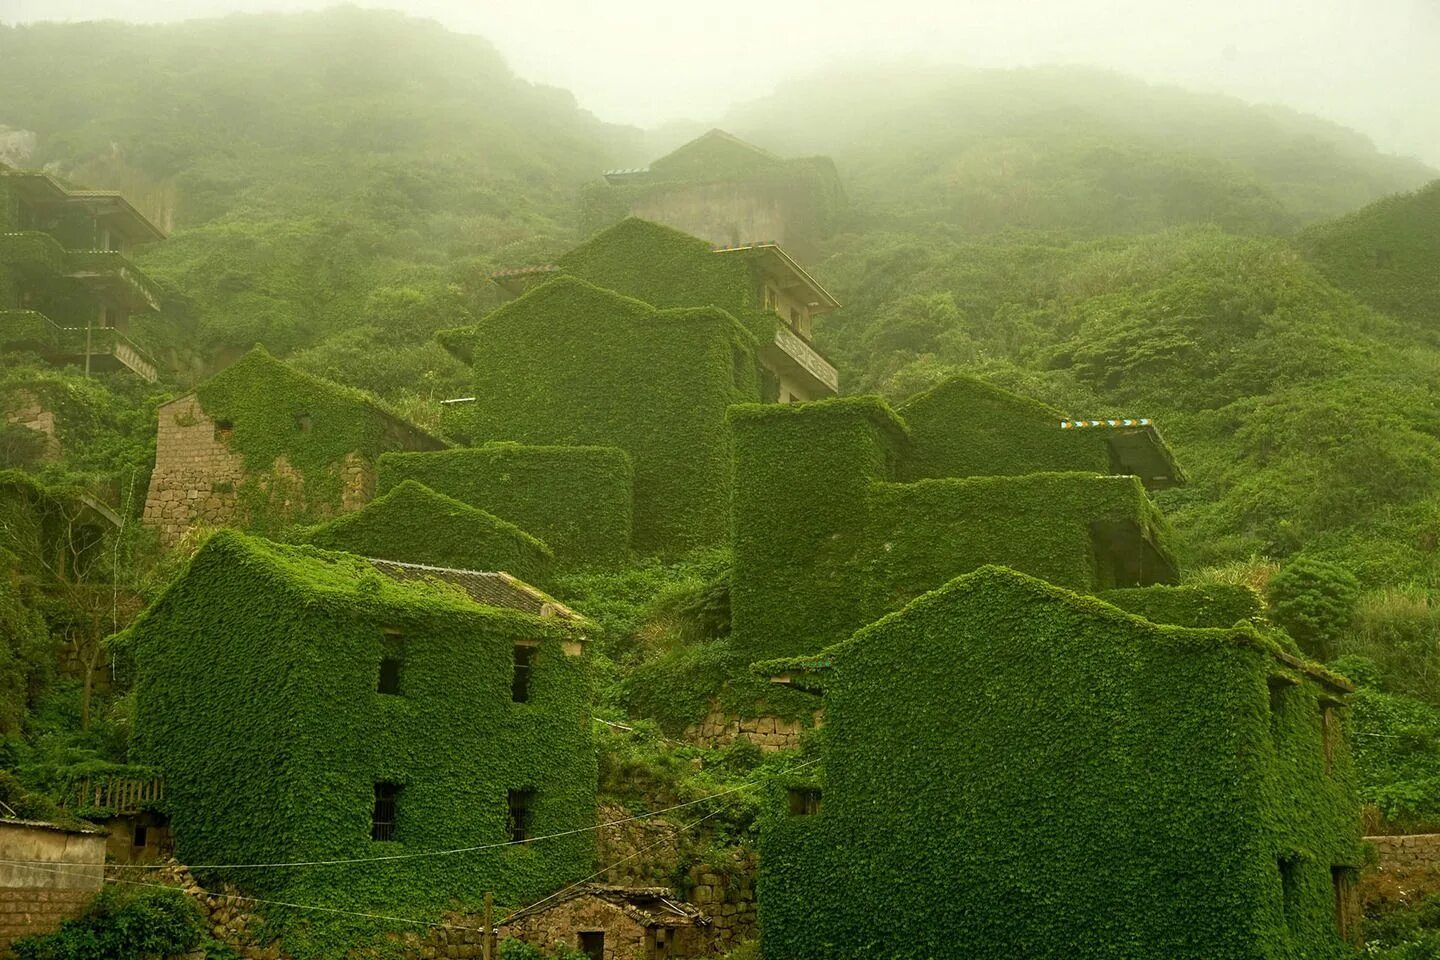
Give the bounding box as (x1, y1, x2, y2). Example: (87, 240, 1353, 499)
(4, 0, 1438, 164)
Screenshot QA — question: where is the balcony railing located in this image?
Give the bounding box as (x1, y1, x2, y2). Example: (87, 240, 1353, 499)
(0, 309, 159, 382)
(65, 249, 163, 312)
(65, 776, 165, 816)
(773, 322, 839, 394)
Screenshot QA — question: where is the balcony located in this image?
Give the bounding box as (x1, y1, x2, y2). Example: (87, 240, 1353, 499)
(0, 231, 67, 275)
(759, 320, 839, 399)
(65, 249, 163, 313)
(0, 309, 159, 382)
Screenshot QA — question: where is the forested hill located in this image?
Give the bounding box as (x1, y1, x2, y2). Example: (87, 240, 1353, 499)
(0, 8, 642, 384)
(722, 64, 1435, 234)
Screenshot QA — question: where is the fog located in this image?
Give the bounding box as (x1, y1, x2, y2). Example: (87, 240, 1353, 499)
(3, 0, 1438, 165)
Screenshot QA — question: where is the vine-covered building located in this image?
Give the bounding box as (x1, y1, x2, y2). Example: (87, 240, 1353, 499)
(757, 566, 1361, 960)
(123, 531, 596, 912)
(0, 166, 165, 381)
(141, 347, 445, 544)
(729, 376, 1186, 661)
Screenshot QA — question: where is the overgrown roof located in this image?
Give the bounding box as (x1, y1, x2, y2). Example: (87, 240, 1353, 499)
(504, 884, 709, 928)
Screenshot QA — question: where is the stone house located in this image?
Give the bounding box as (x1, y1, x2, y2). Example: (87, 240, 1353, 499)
(756, 566, 1362, 960)
(499, 885, 710, 960)
(594, 129, 844, 263)
(142, 347, 445, 545)
(0, 817, 105, 954)
(0, 166, 165, 381)
(122, 530, 596, 915)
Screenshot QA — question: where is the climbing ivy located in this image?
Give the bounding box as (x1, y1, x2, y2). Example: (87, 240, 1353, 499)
(121, 531, 596, 959)
(379, 443, 634, 569)
(757, 566, 1361, 960)
(436, 274, 758, 556)
(193, 347, 443, 531)
(1098, 583, 1261, 629)
(292, 480, 554, 585)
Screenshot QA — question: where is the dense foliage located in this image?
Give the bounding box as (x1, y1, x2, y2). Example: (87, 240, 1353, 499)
(122, 531, 596, 957)
(758, 568, 1360, 960)
(11, 886, 204, 960)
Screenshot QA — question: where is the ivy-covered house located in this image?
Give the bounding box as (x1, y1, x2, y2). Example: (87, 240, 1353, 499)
(729, 377, 1186, 662)
(587, 129, 844, 263)
(141, 346, 446, 545)
(0, 166, 165, 381)
(123, 530, 596, 913)
(756, 566, 1362, 960)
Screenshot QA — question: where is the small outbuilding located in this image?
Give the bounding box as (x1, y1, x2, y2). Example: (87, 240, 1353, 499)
(500, 885, 710, 960)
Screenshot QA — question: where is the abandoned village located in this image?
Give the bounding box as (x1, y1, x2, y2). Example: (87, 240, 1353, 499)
(0, 128, 1381, 960)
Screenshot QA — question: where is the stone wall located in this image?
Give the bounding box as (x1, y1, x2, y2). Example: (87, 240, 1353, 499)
(1368, 833, 1440, 871)
(2, 389, 60, 460)
(142, 394, 245, 546)
(498, 896, 649, 960)
(684, 703, 820, 752)
(0, 820, 105, 956)
(142, 863, 287, 960)
(594, 803, 757, 949)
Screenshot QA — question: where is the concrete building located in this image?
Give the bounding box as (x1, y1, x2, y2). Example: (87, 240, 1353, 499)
(0, 818, 106, 954)
(500, 885, 710, 960)
(0, 166, 165, 381)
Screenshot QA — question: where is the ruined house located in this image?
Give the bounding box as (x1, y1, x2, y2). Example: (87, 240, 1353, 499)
(592, 129, 844, 263)
(728, 376, 1187, 663)
(757, 566, 1362, 960)
(142, 346, 445, 544)
(0, 166, 165, 381)
(499, 885, 710, 960)
(122, 530, 595, 913)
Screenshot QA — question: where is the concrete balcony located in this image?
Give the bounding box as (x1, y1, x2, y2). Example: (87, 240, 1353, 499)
(759, 321, 839, 399)
(64, 249, 163, 313)
(0, 231, 67, 275)
(0, 309, 159, 382)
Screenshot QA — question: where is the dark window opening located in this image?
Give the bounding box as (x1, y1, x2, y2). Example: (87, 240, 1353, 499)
(294, 413, 312, 433)
(507, 789, 534, 843)
(1320, 703, 1339, 775)
(372, 782, 400, 841)
(787, 787, 822, 816)
(132, 824, 148, 847)
(214, 419, 234, 441)
(1267, 676, 1292, 731)
(378, 657, 402, 695)
(1279, 857, 1301, 931)
(512, 644, 536, 703)
(103, 307, 120, 328)
(578, 931, 604, 960)
(1333, 865, 1357, 943)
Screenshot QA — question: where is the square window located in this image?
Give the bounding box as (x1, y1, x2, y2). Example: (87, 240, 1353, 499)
(372, 782, 400, 841)
(214, 419, 234, 441)
(787, 787, 822, 816)
(578, 931, 604, 960)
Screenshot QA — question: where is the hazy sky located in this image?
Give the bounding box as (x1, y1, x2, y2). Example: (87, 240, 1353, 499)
(4, 0, 1438, 164)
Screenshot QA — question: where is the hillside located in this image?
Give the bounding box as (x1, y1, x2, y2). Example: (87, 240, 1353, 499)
(725, 64, 1435, 234)
(1299, 180, 1440, 327)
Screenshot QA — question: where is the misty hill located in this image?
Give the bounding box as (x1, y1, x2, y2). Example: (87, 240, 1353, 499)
(1298, 180, 1440, 326)
(725, 65, 1435, 234)
(0, 8, 641, 382)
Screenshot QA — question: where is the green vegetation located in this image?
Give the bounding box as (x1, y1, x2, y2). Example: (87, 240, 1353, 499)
(293, 480, 553, 583)
(379, 444, 634, 569)
(438, 273, 759, 554)
(11, 886, 205, 960)
(122, 531, 595, 958)
(758, 567, 1359, 960)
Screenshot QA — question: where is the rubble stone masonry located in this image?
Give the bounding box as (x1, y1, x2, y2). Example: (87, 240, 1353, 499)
(2, 389, 61, 460)
(142, 394, 245, 546)
(685, 701, 821, 752)
(1368, 833, 1440, 871)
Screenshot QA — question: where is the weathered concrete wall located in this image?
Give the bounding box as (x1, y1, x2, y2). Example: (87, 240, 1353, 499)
(631, 181, 791, 255)
(684, 703, 821, 752)
(142, 394, 244, 546)
(0, 820, 105, 955)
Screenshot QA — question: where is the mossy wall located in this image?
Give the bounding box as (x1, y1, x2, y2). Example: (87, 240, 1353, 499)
(292, 480, 553, 584)
(758, 567, 1361, 960)
(127, 532, 595, 937)
(896, 376, 1112, 481)
(378, 444, 633, 569)
(194, 347, 442, 529)
(729, 395, 1177, 661)
(437, 275, 759, 556)
(1098, 583, 1261, 628)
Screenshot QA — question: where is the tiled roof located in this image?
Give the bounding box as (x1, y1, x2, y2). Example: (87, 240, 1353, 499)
(366, 559, 584, 623)
(505, 885, 709, 928)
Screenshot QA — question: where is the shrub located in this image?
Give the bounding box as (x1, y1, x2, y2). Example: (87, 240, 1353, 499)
(1266, 556, 1359, 660)
(11, 886, 204, 960)
(1337, 588, 1440, 705)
